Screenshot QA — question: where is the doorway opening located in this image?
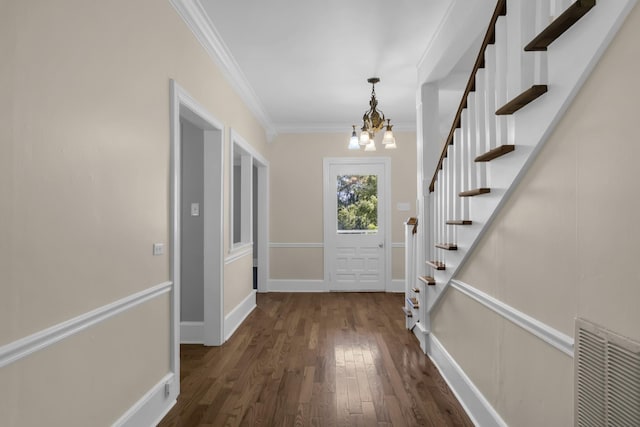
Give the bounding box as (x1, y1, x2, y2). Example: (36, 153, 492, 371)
(230, 129, 269, 293)
(170, 80, 225, 399)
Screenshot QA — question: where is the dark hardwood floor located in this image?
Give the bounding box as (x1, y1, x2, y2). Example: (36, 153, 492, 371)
(159, 292, 473, 426)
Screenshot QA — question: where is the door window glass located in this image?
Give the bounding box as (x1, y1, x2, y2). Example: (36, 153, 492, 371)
(336, 175, 378, 234)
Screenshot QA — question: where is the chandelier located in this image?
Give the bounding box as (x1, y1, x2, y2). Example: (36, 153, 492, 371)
(348, 77, 396, 151)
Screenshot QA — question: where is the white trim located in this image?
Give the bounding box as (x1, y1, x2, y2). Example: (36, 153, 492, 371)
(269, 242, 324, 248)
(451, 280, 574, 357)
(168, 0, 276, 140)
(0, 282, 172, 369)
(180, 321, 204, 344)
(113, 373, 176, 427)
(268, 280, 327, 292)
(171, 80, 225, 357)
(428, 335, 508, 427)
(225, 244, 252, 264)
(387, 279, 405, 293)
(254, 158, 270, 293)
(276, 121, 416, 134)
(230, 128, 269, 166)
(391, 242, 404, 249)
(224, 290, 256, 341)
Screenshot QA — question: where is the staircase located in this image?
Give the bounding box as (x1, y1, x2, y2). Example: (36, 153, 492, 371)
(406, 0, 636, 348)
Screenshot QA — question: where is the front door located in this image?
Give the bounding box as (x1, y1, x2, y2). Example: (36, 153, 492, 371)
(323, 158, 390, 291)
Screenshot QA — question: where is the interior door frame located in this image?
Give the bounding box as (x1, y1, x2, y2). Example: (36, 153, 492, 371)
(170, 80, 225, 399)
(323, 157, 392, 291)
(229, 128, 269, 293)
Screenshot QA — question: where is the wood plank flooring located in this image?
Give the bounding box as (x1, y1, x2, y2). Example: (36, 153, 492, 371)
(159, 292, 473, 426)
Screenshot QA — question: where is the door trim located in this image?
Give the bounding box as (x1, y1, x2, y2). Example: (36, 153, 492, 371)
(170, 80, 225, 396)
(323, 157, 392, 292)
(229, 128, 269, 293)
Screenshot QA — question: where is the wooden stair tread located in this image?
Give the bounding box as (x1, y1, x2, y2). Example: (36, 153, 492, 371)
(402, 306, 413, 317)
(426, 260, 446, 270)
(446, 220, 473, 225)
(411, 287, 420, 293)
(435, 243, 458, 251)
(475, 144, 515, 162)
(525, 0, 596, 51)
(406, 297, 419, 309)
(418, 276, 436, 286)
(496, 85, 548, 115)
(459, 188, 491, 197)
(428, 0, 507, 193)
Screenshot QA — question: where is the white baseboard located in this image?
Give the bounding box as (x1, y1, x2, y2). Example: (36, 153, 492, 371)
(387, 279, 405, 293)
(113, 373, 176, 427)
(412, 322, 429, 353)
(427, 335, 507, 427)
(268, 279, 327, 292)
(224, 290, 256, 341)
(180, 321, 204, 344)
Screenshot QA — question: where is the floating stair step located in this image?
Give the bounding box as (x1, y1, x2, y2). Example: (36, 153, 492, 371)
(446, 220, 473, 225)
(525, 0, 596, 52)
(406, 297, 419, 309)
(459, 188, 491, 197)
(412, 287, 420, 293)
(426, 260, 446, 270)
(418, 276, 436, 286)
(475, 144, 515, 162)
(496, 85, 548, 115)
(402, 306, 413, 318)
(435, 243, 458, 251)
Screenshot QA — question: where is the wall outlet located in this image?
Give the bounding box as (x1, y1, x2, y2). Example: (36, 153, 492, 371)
(153, 243, 164, 256)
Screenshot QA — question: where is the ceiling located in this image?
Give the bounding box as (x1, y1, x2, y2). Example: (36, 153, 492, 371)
(199, 0, 454, 134)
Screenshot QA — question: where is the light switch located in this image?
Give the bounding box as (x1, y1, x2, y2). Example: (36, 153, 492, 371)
(153, 243, 164, 256)
(190, 203, 200, 216)
(397, 202, 410, 212)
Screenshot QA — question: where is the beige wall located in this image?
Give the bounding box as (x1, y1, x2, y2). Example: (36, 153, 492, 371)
(1, 0, 266, 424)
(433, 3, 640, 426)
(268, 132, 417, 281)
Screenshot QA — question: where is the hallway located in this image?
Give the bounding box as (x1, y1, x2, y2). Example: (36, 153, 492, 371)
(160, 293, 472, 426)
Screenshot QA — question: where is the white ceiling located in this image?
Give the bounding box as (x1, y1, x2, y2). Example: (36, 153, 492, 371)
(200, 0, 454, 134)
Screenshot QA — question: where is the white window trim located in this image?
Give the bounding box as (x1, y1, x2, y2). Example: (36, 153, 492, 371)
(229, 129, 268, 256)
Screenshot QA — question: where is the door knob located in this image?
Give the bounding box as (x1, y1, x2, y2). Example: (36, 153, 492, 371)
(378, 242, 384, 248)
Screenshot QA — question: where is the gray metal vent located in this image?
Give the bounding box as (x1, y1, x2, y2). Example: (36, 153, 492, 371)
(575, 318, 640, 426)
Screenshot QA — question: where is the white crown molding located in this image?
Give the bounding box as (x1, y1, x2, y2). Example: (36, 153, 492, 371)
(168, 0, 277, 141)
(451, 280, 574, 357)
(276, 122, 416, 134)
(0, 281, 172, 368)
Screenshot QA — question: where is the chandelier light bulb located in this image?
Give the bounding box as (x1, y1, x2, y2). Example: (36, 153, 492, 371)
(359, 130, 370, 145)
(382, 119, 396, 149)
(348, 125, 360, 150)
(364, 139, 376, 152)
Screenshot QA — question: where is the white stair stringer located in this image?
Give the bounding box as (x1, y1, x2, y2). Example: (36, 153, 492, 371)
(425, 0, 637, 314)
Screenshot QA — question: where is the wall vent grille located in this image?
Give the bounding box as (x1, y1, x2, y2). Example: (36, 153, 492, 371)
(575, 318, 640, 427)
